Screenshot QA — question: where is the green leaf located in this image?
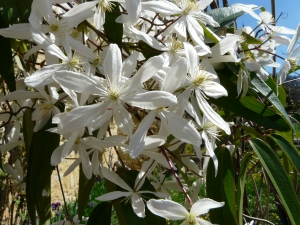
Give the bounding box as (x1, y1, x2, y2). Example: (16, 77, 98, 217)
(289, 65, 300, 75)
(0, 0, 32, 24)
(200, 23, 219, 44)
(23, 109, 34, 161)
(26, 118, 60, 225)
(236, 153, 253, 225)
(103, 2, 123, 49)
(105, 170, 167, 225)
(242, 32, 262, 44)
(87, 202, 112, 225)
(205, 5, 260, 28)
(270, 133, 300, 173)
(206, 147, 237, 225)
(250, 73, 293, 131)
(78, 165, 95, 220)
(138, 40, 164, 59)
(291, 113, 300, 124)
(0, 17, 15, 92)
(249, 138, 300, 225)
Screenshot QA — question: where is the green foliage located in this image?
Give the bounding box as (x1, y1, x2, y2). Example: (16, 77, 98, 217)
(206, 147, 237, 225)
(249, 139, 300, 225)
(26, 118, 60, 225)
(103, 2, 123, 49)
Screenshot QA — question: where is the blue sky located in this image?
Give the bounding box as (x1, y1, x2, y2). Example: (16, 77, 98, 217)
(226, 0, 299, 75)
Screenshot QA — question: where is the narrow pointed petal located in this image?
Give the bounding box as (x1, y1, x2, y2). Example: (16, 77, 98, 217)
(51, 143, 66, 166)
(103, 44, 122, 88)
(129, 111, 156, 158)
(131, 194, 145, 217)
(195, 90, 231, 135)
(147, 199, 188, 220)
(4, 163, 22, 183)
(53, 71, 100, 94)
(96, 191, 131, 201)
(1, 140, 23, 154)
(122, 91, 177, 110)
(101, 167, 132, 191)
(162, 57, 188, 93)
(79, 144, 92, 179)
(64, 157, 81, 177)
(15, 159, 23, 181)
(63, 1, 98, 17)
(114, 103, 134, 137)
(126, 0, 141, 23)
(159, 111, 201, 146)
(184, 42, 198, 75)
(61, 131, 78, 161)
(0, 23, 32, 39)
(142, 1, 180, 15)
(190, 198, 224, 215)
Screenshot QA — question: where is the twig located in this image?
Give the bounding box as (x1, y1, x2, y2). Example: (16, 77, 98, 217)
(243, 213, 275, 225)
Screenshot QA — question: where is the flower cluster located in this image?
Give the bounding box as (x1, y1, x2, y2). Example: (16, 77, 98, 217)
(0, 0, 299, 224)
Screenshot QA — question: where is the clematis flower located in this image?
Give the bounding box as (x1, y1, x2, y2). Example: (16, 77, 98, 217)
(147, 198, 224, 225)
(96, 167, 167, 217)
(277, 23, 300, 85)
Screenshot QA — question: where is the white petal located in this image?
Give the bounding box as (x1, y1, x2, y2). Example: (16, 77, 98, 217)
(113, 103, 134, 137)
(96, 191, 131, 201)
(146, 199, 188, 220)
(25, 64, 66, 87)
(122, 51, 139, 78)
(126, 0, 141, 23)
(63, 1, 97, 17)
(103, 44, 122, 89)
(51, 143, 66, 166)
(101, 167, 132, 191)
(1, 140, 23, 154)
(30, 28, 67, 61)
(162, 57, 188, 93)
(195, 91, 231, 135)
(129, 55, 164, 87)
(131, 194, 146, 217)
(64, 157, 81, 177)
(190, 198, 224, 216)
(15, 159, 23, 181)
(159, 111, 201, 146)
(79, 144, 92, 179)
(184, 42, 198, 75)
(53, 71, 100, 94)
(129, 111, 156, 158)
(0, 23, 32, 39)
(61, 131, 78, 161)
(142, 151, 170, 168)
(122, 91, 177, 110)
(142, 1, 180, 15)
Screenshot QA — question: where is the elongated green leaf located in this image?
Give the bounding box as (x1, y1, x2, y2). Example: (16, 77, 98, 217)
(236, 153, 253, 225)
(23, 109, 34, 160)
(205, 5, 260, 28)
(206, 147, 237, 225)
(200, 23, 219, 43)
(87, 202, 112, 225)
(27, 118, 60, 225)
(78, 165, 95, 220)
(105, 170, 167, 225)
(270, 133, 300, 173)
(103, 2, 122, 49)
(249, 138, 300, 225)
(250, 73, 293, 131)
(291, 113, 300, 124)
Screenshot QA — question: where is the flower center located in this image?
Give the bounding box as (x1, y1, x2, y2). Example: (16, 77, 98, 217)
(288, 57, 299, 69)
(50, 24, 59, 32)
(182, 0, 198, 15)
(74, 138, 81, 145)
(70, 29, 79, 39)
(109, 91, 119, 101)
(192, 75, 206, 87)
(170, 40, 183, 54)
(98, 0, 115, 12)
(42, 102, 53, 110)
(93, 56, 101, 66)
(187, 214, 197, 225)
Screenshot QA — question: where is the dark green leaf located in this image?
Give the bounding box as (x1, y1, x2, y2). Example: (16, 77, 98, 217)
(103, 2, 123, 49)
(78, 165, 95, 220)
(105, 170, 167, 225)
(205, 6, 260, 28)
(23, 109, 34, 161)
(270, 133, 300, 173)
(0, 16, 15, 92)
(250, 73, 293, 131)
(138, 40, 164, 59)
(207, 147, 237, 225)
(27, 118, 60, 225)
(236, 153, 253, 225)
(291, 113, 300, 124)
(249, 138, 300, 225)
(87, 202, 112, 225)
(0, 0, 32, 24)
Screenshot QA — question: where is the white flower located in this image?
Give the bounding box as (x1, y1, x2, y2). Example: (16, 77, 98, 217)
(96, 167, 167, 218)
(147, 198, 224, 225)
